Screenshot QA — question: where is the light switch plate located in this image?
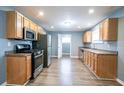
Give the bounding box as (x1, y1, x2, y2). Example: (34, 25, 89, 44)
(8, 42, 11, 47)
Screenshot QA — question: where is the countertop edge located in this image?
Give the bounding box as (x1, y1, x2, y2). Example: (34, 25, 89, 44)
(79, 47, 118, 55)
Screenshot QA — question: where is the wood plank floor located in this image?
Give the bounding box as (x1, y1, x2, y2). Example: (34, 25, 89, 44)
(27, 56, 121, 86)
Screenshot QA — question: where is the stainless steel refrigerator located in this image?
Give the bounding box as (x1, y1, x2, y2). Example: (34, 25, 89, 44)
(32, 34, 52, 67)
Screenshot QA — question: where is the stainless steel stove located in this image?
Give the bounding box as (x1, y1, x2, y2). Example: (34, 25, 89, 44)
(15, 44, 44, 79)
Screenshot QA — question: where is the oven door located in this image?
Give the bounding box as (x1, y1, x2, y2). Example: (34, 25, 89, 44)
(33, 53, 44, 78)
(34, 54, 43, 70)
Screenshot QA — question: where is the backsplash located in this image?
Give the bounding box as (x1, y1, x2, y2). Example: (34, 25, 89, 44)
(84, 41, 117, 51)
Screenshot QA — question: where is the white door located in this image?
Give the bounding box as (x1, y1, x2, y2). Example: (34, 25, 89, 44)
(58, 34, 62, 58)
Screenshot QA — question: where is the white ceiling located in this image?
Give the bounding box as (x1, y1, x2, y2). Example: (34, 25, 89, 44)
(0, 6, 121, 31)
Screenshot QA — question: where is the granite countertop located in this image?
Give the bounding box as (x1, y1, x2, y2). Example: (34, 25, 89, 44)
(79, 47, 118, 55)
(5, 51, 31, 56)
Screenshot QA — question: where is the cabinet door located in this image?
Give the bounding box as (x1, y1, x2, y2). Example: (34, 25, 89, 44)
(108, 18, 118, 40)
(90, 52, 93, 70)
(6, 56, 27, 85)
(23, 17, 30, 28)
(83, 31, 92, 43)
(99, 23, 103, 40)
(34, 24, 38, 31)
(83, 51, 86, 64)
(30, 21, 35, 30)
(94, 54, 98, 74)
(102, 19, 109, 40)
(89, 52, 91, 68)
(6, 11, 23, 39)
(87, 51, 89, 66)
(16, 13, 23, 39)
(100, 18, 118, 41)
(97, 55, 117, 79)
(87, 32, 92, 42)
(34, 24, 38, 40)
(38, 26, 42, 34)
(26, 56, 32, 80)
(83, 32, 87, 43)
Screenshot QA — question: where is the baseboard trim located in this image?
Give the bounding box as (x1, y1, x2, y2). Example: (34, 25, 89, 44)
(62, 53, 70, 55)
(6, 80, 29, 86)
(70, 56, 79, 58)
(1, 82, 7, 86)
(116, 78, 124, 86)
(51, 55, 79, 58)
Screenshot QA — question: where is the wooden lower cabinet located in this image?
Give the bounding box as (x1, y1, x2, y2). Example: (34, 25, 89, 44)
(6, 54, 32, 85)
(83, 50, 117, 79)
(94, 54, 98, 74)
(97, 55, 117, 79)
(26, 55, 32, 80)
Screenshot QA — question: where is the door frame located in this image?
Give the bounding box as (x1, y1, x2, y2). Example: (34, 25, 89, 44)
(58, 34, 62, 58)
(61, 34, 71, 57)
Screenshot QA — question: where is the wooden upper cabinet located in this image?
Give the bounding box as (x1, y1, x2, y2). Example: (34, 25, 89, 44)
(23, 17, 30, 28)
(34, 24, 38, 40)
(99, 23, 103, 40)
(37, 26, 43, 34)
(30, 21, 38, 31)
(34, 23, 38, 32)
(38, 26, 46, 35)
(6, 11, 45, 40)
(83, 31, 92, 43)
(6, 11, 23, 39)
(100, 18, 118, 41)
(29, 21, 35, 30)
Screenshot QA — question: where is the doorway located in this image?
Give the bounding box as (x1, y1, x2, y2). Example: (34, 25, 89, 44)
(58, 34, 71, 58)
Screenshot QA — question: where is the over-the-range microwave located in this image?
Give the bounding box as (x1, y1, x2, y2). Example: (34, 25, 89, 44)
(23, 27, 36, 41)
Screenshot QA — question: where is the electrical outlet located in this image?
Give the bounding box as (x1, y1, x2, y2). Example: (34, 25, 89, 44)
(108, 45, 110, 48)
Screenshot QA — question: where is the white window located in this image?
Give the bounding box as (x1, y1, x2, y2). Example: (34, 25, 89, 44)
(62, 35, 71, 43)
(92, 25, 103, 43)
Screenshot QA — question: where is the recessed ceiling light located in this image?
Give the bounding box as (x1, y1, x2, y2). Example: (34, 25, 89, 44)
(39, 11, 44, 16)
(89, 9, 94, 14)
(50, 26, 54, 29)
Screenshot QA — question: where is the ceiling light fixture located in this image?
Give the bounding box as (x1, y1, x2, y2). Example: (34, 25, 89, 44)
(89, 9, 94, 14)
(64, 21, 71, 26)
(39, 11, 44, 16)
(50, 26, 54, 29)
(64, 20, 73, 26)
